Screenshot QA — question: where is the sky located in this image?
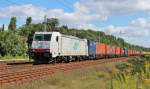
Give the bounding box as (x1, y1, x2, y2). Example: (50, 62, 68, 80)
(0, 0, 150, 48)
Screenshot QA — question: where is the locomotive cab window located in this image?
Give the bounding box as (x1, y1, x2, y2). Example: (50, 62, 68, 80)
(44, 34, 51, 41)
(34, 34, 52, 41)
(35, 35, 42, 41)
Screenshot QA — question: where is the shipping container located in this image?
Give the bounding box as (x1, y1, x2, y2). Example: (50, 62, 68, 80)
(128, 50, 131, 56)
(112, 46, 116, 56)
(132, 50, 134, 56)
(105, 44, 110, 56)
(96, 43, 106, 55)
(115, 47, 121, 56)
(132, 50, 134, 55)
(96, 43, 110, 58)
(88, 41, 96, 56)
(129, 50, 131, 56)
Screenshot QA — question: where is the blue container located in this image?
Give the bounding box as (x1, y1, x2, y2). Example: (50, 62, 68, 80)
(123, 48, 128, 56)
(88, 41, 96, 56)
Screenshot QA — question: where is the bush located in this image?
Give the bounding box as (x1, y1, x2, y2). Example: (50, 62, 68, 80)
(0, 31, 27, 56)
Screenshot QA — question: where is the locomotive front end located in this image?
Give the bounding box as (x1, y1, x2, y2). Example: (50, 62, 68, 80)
(31, 32, 52, 63)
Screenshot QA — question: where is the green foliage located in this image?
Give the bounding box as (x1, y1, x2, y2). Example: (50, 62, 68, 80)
(0, 31, 27, 56)
(8, 17, 16, 31)
(113, 56, 150, 89)
(0, 27, 2, 31)
(19, 23, 45, 48)
(46, 18, 59, 31)
(115, 62, 131, 73)
(58, 26, 147, 51)
(1, 17, 149, 58)
(19, 23, 44, 37)
(18, 18, 148, 51)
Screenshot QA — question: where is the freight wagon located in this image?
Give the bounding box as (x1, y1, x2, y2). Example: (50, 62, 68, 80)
(88, 41, 96, 59)
(88, 42, 112, 59)
(96, 43, 107, 58)
(30, 32, 143, 63)
(115, 47, 121, 57)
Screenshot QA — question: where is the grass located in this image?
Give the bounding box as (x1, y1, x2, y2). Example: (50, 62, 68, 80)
(2, 62, 118, 89)
(2, 56, 150, 89)
(0, 55, 29, 61)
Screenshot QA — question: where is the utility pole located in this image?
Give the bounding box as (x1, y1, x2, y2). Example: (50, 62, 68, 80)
(44, 15, 47, 32)
(99, 32, 100, 42)
(2, 24, 4, 31)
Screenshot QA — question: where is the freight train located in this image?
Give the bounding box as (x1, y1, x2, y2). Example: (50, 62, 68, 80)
(30, 32, 142, 63)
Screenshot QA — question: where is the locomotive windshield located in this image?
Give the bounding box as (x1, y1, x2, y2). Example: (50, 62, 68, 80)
(34, 34, 52, 41)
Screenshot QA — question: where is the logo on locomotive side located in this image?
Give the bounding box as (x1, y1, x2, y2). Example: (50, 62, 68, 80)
(73, 42, 80, 50)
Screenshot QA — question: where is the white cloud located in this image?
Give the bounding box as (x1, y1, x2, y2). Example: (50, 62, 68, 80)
(0, 1, 150, 47)
(104, 25, 149, 37)
(131, 18, 150, 28)
(103, 25, 150, 47)
(75, 23, 101, 30)
(0, 4, 102, 29)
(122, 36, 150, 48)
(0, 4, 45, 18)
(78, 0, 150, 17)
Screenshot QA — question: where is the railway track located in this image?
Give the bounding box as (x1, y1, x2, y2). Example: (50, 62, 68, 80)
(0, 60, 33, 72)
(0, 58, 128, 86)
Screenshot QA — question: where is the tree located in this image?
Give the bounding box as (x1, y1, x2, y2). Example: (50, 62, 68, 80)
(19, 23, 45, 48)
(61, 25, 68, 30)
(18, 18, 148, 51)
(46, 18, 59, 31)
(26, 17, 32, 25)
(8, 17, 16, 31)
(0, 31, 27, 56)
